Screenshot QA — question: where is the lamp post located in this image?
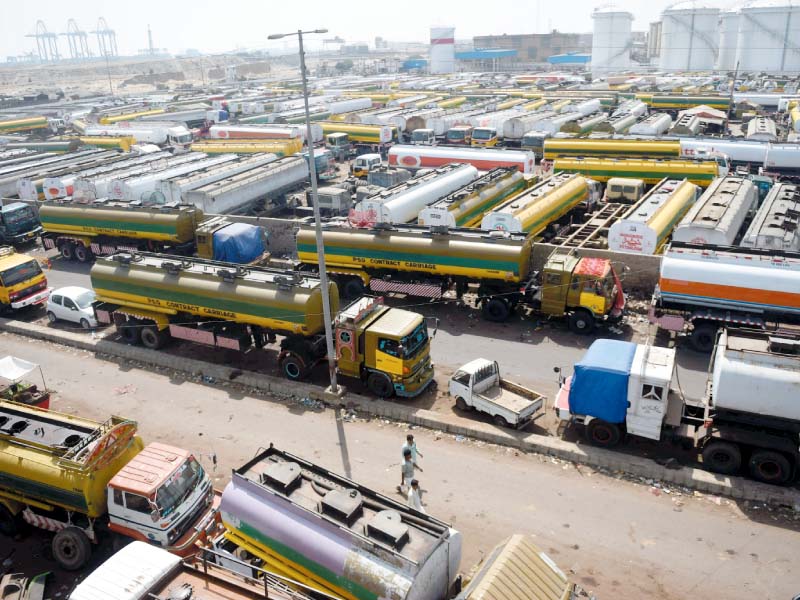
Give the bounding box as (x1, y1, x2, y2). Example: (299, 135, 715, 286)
(267, 29, 339, 394)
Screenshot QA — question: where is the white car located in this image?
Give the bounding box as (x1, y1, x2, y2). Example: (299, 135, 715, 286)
(46, 286, 97, 329)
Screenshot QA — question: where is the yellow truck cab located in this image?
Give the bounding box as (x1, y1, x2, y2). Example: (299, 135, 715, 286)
(351, 153, 382, 178)
(0, 401, 217, 571)
(0, 246, 50, 313)
(334, 297, 435, 398)
(471, 127, 498, 147)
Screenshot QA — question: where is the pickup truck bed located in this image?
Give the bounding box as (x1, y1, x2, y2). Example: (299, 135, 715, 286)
(478, 380, 544, 414)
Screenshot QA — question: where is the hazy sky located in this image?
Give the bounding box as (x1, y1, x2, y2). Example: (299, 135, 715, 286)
(8, 1, 724, 59)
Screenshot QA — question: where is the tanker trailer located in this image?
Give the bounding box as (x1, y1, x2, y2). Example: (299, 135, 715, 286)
(418, 167, 530, 228)
(388, 145, 535, 174)
(480, 173, 594, 237)
(39, 201, 266, 265)
(219, 445, 462, 600)
(91, 253, 434, 396)
(296, 225, 625, 330)
(649, 244, 800, 351)
(608, 178, 698, 254)
(354, 163, 479, 224)
(552, 156, 721, 187)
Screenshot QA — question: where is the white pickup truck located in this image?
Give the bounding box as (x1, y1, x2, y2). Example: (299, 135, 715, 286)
(449, 359, 545, 429)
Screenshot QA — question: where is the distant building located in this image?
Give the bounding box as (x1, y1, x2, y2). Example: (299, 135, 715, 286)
(473, 32, 592, 64)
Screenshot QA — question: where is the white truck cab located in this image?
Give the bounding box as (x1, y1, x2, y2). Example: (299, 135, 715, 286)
(449, 358, 545, 428)
(351, 153, 382, 178)
(411, 128, 436, 145)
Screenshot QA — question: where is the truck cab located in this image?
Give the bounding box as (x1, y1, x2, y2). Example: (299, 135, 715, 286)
(167, 126, 193, 153)
(334, 297, 435, 398)
(0, 246, 50, 312)
(0, 202, 42, 245)
(446, 126, 473, 145)
(471, 127, 498, 147)
(521, 131, 551, 155)
(682, 147, 730, 176)
(325, 132, 352, 161)
(606, 178, 645, 203)
(302, 148, 337, 181)
(531, 252, 625, 333)
(351, 153, 382, 178)
(410, 128, 436, 145)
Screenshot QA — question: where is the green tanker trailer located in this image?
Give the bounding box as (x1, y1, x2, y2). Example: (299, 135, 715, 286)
(91, 252, 434, 397)
(296, 225, 626, 332)
(40, 201, 266, 265)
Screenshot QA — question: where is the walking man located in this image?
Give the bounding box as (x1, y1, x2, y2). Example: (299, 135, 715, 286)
(407, 479, 425, 513)
(398, 448, 422, 495)
(401, 434, 423, 463)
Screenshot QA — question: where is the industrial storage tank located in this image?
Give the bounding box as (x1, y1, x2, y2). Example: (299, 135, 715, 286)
(735, 2, 800, 74)
(481, 173, 589, 236)
(297, 225, 533, 283)
(609, 179, 698, 254)
(357, 163, 479, 224)
(430, 26, 456, 74)
(591, 9, 633, 76)
(672, 176, 757, 246)
(716, 11, 740, 71)
(659, 2, 720, 72)
(91, 252, 338, 336)
(39, 201, 204, 243)
(629, 113, 673, 136)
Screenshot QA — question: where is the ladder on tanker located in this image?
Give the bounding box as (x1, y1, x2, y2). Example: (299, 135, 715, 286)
(553, 203, 627, 249)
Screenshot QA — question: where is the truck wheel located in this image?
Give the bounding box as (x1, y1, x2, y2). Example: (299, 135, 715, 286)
(367, 372, 394, 398)
(701, 440, 741, 475)
(568, 310, 595, 334)
(493, 415, 510, 428)
(280, 353, 308, 381)
(52, 526, 91, 571)
(0, 504, 19, 536)
(140, 326, 167, 350)
(59, 243, 75, 261)
(748, 450, 792, 485)
(585, 419, 622, 447)
(73, 244, 93, 263)
(481, 297, 510, 322)
(690, 323, 718, 353)
(455, 397, 470, 411)
(119, 321, 141, 345)
(343, 278, 365, 299)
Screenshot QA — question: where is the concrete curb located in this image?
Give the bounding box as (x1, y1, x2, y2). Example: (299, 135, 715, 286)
(2, 317, 798, 508)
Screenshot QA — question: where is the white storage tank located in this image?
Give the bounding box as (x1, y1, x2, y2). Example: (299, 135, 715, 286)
(716, 11, 740, 71)
(430, 27, 456, 74)
(735, 2, 800, 74)
(659, 2, 721, 72)
(591, 9, 634, 76)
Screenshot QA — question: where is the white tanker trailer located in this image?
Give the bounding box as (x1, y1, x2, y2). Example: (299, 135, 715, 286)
(388, 145, 535, 174)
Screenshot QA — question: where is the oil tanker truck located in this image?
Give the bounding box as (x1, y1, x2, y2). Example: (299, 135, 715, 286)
(39, 201, 266, 265)
(552, 156, 724, 187)
(554, 328, 800, 484)
(296, 225, 625, 332)
(91, 253, 434, 397)
(0, 400, 218, 570)
(649, 243, 800, 352)
(218, 444, 462, 600)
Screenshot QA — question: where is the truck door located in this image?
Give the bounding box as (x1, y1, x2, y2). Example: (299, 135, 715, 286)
(625, 380, 666, 441)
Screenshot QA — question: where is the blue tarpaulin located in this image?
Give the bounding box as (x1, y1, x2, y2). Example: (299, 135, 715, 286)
(212, 223, 265, 264)
(568, 339, 636, 424)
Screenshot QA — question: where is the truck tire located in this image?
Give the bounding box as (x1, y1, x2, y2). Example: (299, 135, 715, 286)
(367, 372, 394, 398)
(0, 504, 19, 536)
(119, 320, 141, 345)
(568, 309, 595, 335)
(455, 397, 470, 412)
(73, 244, 92, 263)
(493, 415, 510, 428)
(701, 440, 741, 475)
(52, 526, 91, 571)
(59, 243, 75, 261)
(280, 353, 309, 381)
(481, 297, 510, 322)
(585, 419, 622, 447)
(140, 326, 167, 349)
(343, 278, 365, 299)
(748, 450, 792, 485)
(690, 323, 718, 353)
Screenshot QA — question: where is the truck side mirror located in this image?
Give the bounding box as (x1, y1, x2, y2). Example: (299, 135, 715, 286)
(150, 508, 159, 522)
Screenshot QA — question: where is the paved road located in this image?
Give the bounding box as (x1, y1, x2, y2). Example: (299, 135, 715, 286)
(2, 332, 797, 600)
(33, 249, 711, 402)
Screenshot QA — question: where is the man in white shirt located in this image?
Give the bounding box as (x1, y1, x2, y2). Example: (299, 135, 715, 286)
(407, 479, 425, 513)
(401, 434, 423, 463)
(398, 448, 422, 495)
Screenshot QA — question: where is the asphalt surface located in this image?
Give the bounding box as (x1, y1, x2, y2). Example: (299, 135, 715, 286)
(1, 333, 798, 600)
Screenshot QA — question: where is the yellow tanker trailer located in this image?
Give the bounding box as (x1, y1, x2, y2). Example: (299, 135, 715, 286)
(552, 157, 721, 187)
(0, 401, 217, 570)
(91, 252, 434, 397)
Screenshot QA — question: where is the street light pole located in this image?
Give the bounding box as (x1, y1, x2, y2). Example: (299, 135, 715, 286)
(270, 29, 338, 394)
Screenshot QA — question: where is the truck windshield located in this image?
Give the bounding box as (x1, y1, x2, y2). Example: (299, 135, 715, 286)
(0, 260, 42, 287)
(400, 322, 428, 360)
(3, 206, 36, 228)
(174, 133, 193, 144)
(447, 130, 465, 140)
(411, 131, 430, 142)
(473, 129, 494, 140)
(155, 456, 204, 516)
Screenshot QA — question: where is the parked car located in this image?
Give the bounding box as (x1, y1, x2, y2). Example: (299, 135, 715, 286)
(46, 286, 97, 329)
